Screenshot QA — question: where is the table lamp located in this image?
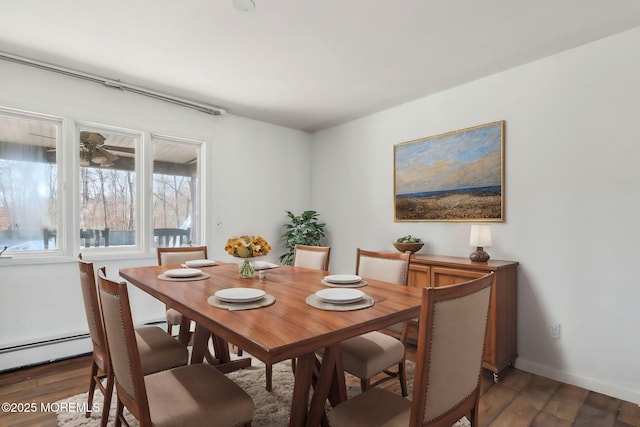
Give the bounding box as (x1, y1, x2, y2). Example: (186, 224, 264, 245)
(469, 224, 492, 262)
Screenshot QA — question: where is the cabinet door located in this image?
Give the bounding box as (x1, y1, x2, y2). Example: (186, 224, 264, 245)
(408, 264, 430, 288)
(431, 266, 485, 287)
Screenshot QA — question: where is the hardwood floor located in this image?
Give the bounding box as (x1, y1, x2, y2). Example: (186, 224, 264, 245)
(0, 346, 638, 426)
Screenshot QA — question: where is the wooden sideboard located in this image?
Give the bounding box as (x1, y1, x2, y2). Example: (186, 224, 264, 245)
(408, 254, 519, 381)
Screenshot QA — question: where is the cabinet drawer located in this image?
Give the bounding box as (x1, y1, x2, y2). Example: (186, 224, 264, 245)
(431, 266, 485, 287)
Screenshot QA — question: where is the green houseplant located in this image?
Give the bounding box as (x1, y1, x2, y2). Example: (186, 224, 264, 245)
(279, 210, 326, 265)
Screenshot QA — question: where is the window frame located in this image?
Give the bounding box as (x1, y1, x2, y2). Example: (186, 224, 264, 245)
(150, 133, 205, 249)
(0, 107, 65, 258)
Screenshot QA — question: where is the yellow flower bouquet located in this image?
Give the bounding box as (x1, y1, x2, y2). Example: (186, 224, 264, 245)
(225, 235, 271, 277)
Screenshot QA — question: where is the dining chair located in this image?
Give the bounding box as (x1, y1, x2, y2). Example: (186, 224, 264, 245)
(77, 256, 189, 427)
(329, 273, 494, 427)
(157, 245, 208, 344)
(97, 268, 254, 427)
(293, 244, 331, 271)
(339, 249, 412, 395)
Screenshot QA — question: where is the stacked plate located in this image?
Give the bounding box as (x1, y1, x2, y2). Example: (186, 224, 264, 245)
(315, 288, 365, 304)
(214, 288, 266, 303)
(164, 268, 202, 278)
(184, 259, 216, 268)
(324, 274, 361, 284)
(322, 274, 366, 288)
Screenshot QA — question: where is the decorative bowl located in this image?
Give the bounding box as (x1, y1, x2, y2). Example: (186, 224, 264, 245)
(393, 242, 424, 253)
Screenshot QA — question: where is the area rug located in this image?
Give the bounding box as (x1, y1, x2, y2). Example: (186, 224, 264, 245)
(56, 357, 470, 426)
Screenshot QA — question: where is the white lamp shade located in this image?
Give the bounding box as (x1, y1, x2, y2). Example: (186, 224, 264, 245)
(470, 224, 492, 247)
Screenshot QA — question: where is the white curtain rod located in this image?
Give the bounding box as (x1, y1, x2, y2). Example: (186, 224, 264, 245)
(0, 51, 226, 116)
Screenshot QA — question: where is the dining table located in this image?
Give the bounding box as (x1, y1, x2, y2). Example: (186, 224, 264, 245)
(119, 261, 422, 427)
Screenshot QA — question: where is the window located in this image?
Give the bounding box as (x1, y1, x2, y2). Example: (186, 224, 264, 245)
(0, 106, 204, 255)
(0, 109, 61, 252)
(78, 126, 139, 248)
(151, 134, 202, 247)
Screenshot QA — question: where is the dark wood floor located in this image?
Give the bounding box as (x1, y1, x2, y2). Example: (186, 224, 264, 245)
(1, 346, 638, 427)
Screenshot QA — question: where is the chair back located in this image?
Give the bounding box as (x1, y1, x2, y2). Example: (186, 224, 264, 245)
(97, 267, 151, 425)
(293, 244, 331, 271)
(410, 273, 494, 426)
(157, 246, 208, 265)
(355, 249, 410, 285)
(77, 254, 108, 369)
(154, 228, 191, 247)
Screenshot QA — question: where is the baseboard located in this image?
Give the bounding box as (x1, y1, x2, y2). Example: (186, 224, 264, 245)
(515, 358, 640, 405)
(0, 319, 167, 372)
(0, 336, 93, 372)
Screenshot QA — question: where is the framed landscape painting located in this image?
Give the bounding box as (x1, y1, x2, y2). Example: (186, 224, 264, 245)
(394, 121, 505, 222)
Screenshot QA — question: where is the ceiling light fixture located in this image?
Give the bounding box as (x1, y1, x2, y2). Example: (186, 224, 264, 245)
(233, 0, 255, 12)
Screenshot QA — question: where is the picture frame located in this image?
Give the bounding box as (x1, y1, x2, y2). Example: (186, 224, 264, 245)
(394, 120, 505, 222)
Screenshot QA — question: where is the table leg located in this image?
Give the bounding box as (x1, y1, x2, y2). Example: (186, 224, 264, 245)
(177, 315, 192, 346)
(290, 353, 314, 427)
(190, 323, 252, 372)
(288, 344, 348, 427)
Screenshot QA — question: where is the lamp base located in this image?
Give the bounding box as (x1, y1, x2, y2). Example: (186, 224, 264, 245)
(469, 247, 490, 262)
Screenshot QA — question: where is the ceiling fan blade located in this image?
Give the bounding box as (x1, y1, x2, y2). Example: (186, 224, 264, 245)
(101, 144, 135, 154)
(96, 146, 119, 162)
(80, 131, 106, 145)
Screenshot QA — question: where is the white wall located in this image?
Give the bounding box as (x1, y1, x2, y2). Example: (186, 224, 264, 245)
(0, 60, 312, 369)
(311, 27, 640, 404)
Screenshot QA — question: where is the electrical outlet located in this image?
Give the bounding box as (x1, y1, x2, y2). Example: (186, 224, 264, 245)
(551, 323, 561, 339)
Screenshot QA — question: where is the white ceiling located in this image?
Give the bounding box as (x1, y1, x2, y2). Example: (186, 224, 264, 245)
(1, 0, 639, 133)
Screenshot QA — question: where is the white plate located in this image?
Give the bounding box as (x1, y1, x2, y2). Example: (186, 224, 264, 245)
(215, 288, 266, 303)
(184, 259, 216, 267)
(252, 260, 279, 270)
(324, 274, 362, 284)
(164, 268, 202, 278)
(315, 288, 364, 304)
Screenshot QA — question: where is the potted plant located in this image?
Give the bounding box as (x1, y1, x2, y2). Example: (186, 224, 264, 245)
(279, 210, 326, 265)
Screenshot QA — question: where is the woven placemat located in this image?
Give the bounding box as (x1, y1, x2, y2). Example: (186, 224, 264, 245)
(305, 294, 374, 311)
(156, 272, 211, 281)
(207, 293, 276, 311)
(321, 279, 368, 288)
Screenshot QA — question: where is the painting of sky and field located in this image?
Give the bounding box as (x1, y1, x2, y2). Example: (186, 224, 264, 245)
(394, 121, 504, 221)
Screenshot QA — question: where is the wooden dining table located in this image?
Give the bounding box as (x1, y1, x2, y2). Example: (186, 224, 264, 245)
(119, 261, 422, 427)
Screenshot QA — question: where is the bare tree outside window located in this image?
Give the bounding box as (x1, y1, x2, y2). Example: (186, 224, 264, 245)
(78, 129, 138, 247)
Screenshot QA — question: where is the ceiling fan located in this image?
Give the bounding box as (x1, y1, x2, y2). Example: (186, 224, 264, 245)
(79, 131, 120, 166)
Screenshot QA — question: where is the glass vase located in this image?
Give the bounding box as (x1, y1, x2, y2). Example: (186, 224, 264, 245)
(238, 258, 255, 278)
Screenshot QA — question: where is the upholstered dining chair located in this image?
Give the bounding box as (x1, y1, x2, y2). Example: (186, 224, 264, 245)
(339, 249, 411, 395)
(293, 244, 331, 271)
(97, 268, 254, 427)
(328, 273, 494, 427)
(157, 246, 208, 345)
(77, 256, 189, 427)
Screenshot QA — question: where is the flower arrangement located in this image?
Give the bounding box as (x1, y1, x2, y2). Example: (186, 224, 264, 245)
(225, 235, 271, 278)
(225, 235, 271, 258)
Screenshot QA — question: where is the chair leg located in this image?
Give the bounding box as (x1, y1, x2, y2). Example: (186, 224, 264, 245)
(86, 361, 99, 418)
(167, 322, 173, 336)
(100, 370, 114, 427)
(360, 378, 371, 392)
(398, 360, 408, 397)
(115, 398, 124, 427)
(265, 363, 273, 392)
